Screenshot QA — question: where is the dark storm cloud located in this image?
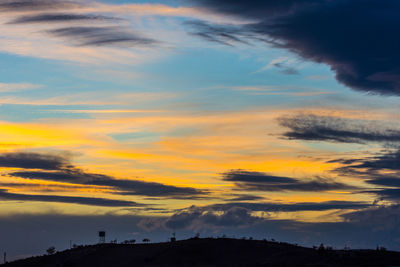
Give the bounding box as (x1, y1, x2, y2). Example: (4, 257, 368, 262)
(47, 26, 157, 47)
(278, 114, 400, 143)
(0, 188, 141, 207)
(190, 0, 400, 95)
(222, 169, 357, 192)
(191, 0, 318, 18)
(8, 13, 119, 24)
(3, 152, 206, 198)
(0, 0, 79, 11)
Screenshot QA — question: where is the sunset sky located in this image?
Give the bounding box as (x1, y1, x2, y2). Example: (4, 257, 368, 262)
(1, 0, 400, 259)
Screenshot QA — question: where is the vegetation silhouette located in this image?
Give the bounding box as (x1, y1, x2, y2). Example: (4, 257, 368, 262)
(3, 237, 400, 267)
(45, 247, 55, 256)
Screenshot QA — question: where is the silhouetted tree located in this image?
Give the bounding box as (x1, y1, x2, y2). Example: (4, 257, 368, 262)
(377, 246, 387, 251)
(46, 247, 55, 255)
(142, 238, 150, 243)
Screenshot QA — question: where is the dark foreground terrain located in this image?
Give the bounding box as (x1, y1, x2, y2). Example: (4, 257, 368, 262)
(3, 238, 400, 267)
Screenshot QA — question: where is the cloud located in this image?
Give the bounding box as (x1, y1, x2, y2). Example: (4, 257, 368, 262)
(0, 152, 70, 170)
(222, 169, 357, 192)
(228, 194, 265, 201)
(7, 13, 119, 24)
(0, 0, 79, 12)
(206, 201, 371, 213)
(139, 200, 372, 231)
(150, 205, 263, 231)
(0, 0, 159, 66)
(9, 170, 205, 198)
(255, 56, 300, 75)
(189, 0, 400, 95)
(332, 150, 400, 201)
(166, 206, 262, 230)
(47, 26, 157, 47)
(333, 150, 400, 181)
(0, 188, 141, 207)
(342, 204, 400, 231)
(341, 150, 400, 172)
(0, 82, 42, 92)
(3, 151, 206, 198)
(184, 20, 251, 46)
(278, 114, 400, 143)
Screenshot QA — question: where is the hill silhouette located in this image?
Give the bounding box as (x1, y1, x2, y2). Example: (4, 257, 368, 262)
(2, 238, 400, 267)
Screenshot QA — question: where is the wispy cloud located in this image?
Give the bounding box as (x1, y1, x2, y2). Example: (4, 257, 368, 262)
(222, 169, 358, 192)
(0, 83, 42, 93)
(0, 188, 142, 207)
(0, 0, 80, 12)
(278, 114, 400, 144)
(47, 26, 156, 47)
(7, 13, 119, 24)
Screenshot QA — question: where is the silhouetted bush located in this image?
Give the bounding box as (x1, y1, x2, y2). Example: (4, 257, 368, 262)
(46, 247, 55, 255)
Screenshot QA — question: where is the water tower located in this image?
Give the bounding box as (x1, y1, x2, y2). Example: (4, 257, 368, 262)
(98, 231, 106, 244)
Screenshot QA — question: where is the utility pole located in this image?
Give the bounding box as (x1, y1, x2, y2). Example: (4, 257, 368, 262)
(3, 252, 6, 264)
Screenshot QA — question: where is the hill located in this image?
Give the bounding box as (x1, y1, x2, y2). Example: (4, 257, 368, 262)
(2, 238, 400, 267)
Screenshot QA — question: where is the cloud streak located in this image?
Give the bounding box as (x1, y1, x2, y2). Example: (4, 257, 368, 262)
(332, 150, 400, 202)
(0, 0, 79, 12)
(0, 188, 141, 207)
(0, 152, 70, 170)
(7, 13, 119, 24)
(2, 152, 206, 199)
(278, 114, 400, 143)
(47, 26, 157, 47)
(222, 169, 357, 192)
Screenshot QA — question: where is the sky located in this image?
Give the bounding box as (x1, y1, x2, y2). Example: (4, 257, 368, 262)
(1, 0, 400, 260)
